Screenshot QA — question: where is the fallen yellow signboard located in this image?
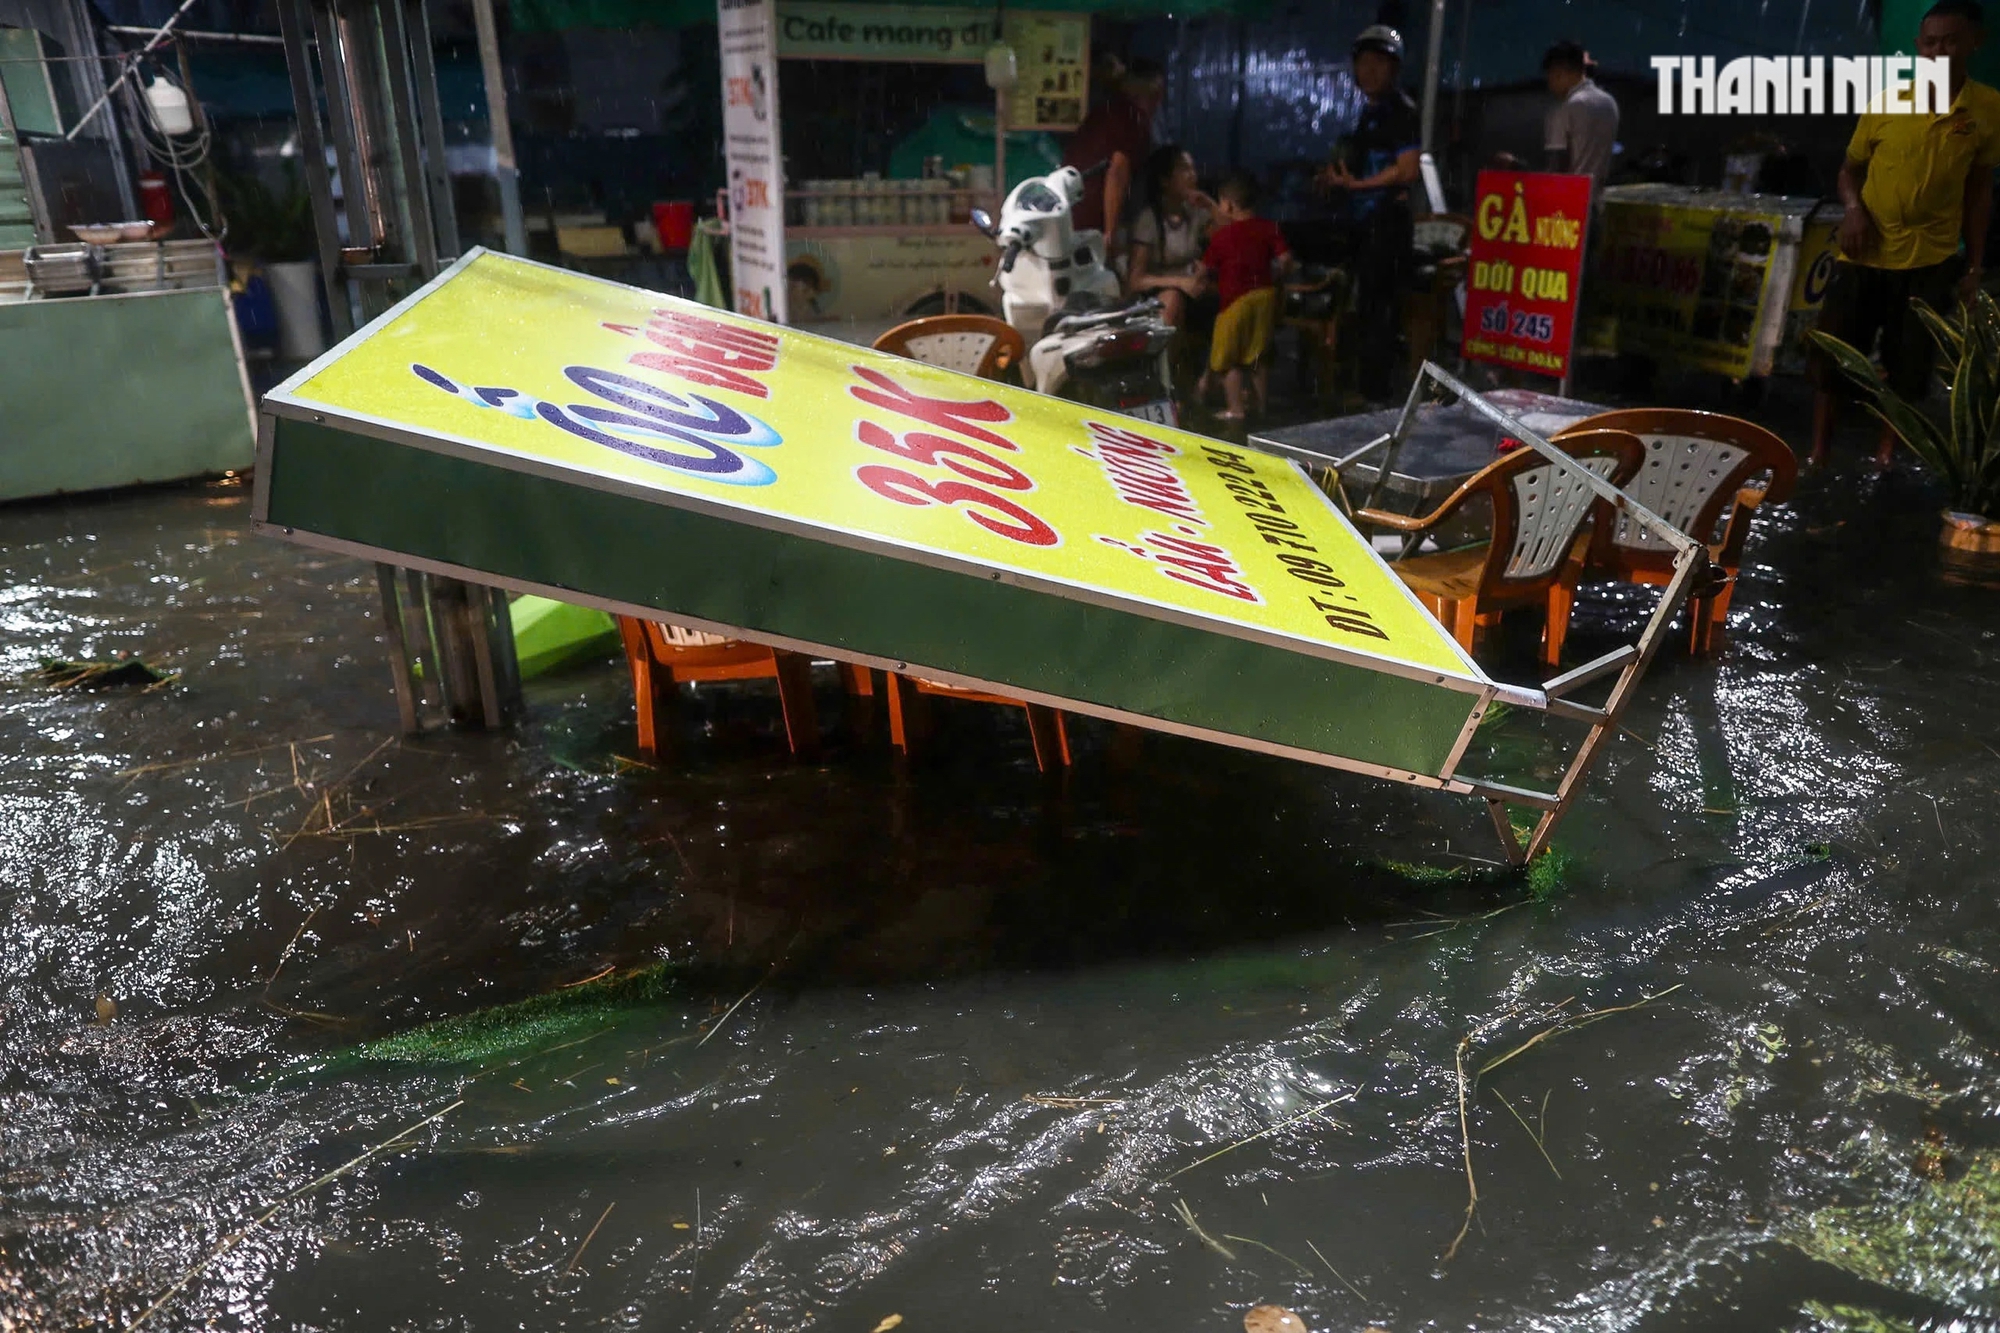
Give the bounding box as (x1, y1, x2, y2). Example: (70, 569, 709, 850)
(294, 252, 1470, 679)
(257, 251, 1529, 800)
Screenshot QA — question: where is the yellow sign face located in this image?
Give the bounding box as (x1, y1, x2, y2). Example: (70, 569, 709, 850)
(1592, 200, 1784, 378)
(288, 251, 1474, 680)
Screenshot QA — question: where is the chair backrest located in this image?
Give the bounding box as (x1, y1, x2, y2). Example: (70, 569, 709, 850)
(1559, 408, 1797, 569)
(649, 621, 730, 653)
(1468, 428, 1647, 598)
(872, 314, 1026, 380)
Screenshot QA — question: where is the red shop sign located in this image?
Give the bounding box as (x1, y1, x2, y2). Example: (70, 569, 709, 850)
(1459, 170, 1593, 378)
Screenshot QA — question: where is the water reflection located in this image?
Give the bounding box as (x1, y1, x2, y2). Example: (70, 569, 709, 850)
(3, 427, 1999, 1329)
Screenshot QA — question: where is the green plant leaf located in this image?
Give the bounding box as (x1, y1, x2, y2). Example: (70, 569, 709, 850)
(1808, 328, 1955, 482)
(1939, 300, 1985, 483)
(1862, 398, 1956, 484)
(1805, 326, 1881, 392)
(1915, 298, 1964, 364)
(1953, 294, 2000, 513)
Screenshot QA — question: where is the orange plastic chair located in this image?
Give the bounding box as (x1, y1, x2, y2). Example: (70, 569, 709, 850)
(884, 673, 1071, 772)
(618, 617, 872, 761)
(1353, 428, 1646, 667)
(872, 314, 1069, 769)
(872, 314, 1026, 380)
(1563, 408, 1798, 654)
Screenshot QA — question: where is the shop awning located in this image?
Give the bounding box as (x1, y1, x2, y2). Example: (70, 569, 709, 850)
(512, 0, 1272, 35)
(255, 250, 1495, 787)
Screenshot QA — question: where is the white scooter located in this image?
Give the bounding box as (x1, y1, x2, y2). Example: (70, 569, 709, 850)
(972, 165, 1178, 426)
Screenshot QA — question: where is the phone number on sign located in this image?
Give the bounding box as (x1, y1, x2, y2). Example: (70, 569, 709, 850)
(1202, 442, 1388, 641)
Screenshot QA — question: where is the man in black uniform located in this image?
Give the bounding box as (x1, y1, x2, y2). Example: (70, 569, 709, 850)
(1319, 24, 1422, 400)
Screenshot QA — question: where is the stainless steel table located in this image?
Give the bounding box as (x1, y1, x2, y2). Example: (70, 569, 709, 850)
(1248, 388, 1610, 514)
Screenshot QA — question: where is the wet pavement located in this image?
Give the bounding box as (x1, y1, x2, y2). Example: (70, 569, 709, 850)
(5, 374, 2000, 1332)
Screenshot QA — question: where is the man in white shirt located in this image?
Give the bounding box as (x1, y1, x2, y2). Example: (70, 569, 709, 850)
(1543, 41, 1619, 193)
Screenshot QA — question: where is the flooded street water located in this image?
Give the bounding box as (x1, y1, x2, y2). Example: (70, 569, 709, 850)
(5, 387, 2000, 1331)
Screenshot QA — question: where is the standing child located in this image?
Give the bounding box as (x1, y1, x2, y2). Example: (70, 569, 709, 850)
(1197, 173, 1294, 421)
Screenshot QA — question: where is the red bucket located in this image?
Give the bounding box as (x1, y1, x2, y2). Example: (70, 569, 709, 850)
(652, 200, 695, 250)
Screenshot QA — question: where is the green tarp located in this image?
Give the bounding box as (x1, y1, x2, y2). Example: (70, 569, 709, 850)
(514, 0, 1271, 35)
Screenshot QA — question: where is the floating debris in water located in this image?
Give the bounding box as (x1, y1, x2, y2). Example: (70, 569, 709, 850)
(31, 657, 176, 690)
(1243, 1306, 1306, 1333)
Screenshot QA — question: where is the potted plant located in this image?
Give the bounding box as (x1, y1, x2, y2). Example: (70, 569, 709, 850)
(219, 166, 324, 360)
(1808, 292, 2000, 553)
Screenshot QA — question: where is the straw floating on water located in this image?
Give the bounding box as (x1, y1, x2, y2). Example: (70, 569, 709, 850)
(128, 1099, 463, 1329)
(1162, 1092, 1355, 1182)
(566, 1201, 616, 1273)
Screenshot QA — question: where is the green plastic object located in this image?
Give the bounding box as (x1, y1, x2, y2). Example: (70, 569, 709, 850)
(0, 289, 254, 502)
(509, 594, 622, 679)
(688, 217, 728, 309)
(887, 106, 1061, 193)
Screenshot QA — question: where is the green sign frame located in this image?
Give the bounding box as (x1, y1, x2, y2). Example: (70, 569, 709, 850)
(252, 251, 1697, 864)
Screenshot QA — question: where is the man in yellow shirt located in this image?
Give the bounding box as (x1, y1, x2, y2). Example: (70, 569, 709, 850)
(1810, 0, 1999, 466)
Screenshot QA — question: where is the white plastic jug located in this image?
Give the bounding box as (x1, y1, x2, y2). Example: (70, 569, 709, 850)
(145, 77, 194, 137)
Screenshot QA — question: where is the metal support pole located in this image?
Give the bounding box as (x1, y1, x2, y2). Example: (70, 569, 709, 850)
(276, 0, 352, 336)
(400, 567, 443, 714)
(404, 0, 459, 258)
(338, 5, 401, 258)
(1359, 366, 1434, 516)
(310, 4, 375, 258)
(1391, 361, 1718, 864)
(1418, 0, 1448, 153)
(1450, 0, 1473, 173)
(376, 0, 440, 278)
(992, 89, 1008, 220)
(281, 0, 522, 731)
(375, 563, 419, 734)
(469, 0, 526, 255)
(68, 0, 138, 215)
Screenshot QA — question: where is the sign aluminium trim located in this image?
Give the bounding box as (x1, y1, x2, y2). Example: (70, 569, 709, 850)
(245, 501, 1495, 792)
(260, 250, 1491, 694)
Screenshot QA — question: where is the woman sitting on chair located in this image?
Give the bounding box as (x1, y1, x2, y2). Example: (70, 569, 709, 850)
(1126, 144, 1216, 330)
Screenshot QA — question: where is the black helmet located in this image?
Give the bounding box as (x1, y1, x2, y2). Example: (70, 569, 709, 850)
(1352, 24, 1404, 61)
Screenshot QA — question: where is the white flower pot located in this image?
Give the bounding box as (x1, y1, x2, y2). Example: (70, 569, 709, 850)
(1941, 509, 2000, 555)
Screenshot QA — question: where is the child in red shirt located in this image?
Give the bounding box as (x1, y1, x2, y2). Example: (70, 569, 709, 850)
(1197, 173, 1294, 420)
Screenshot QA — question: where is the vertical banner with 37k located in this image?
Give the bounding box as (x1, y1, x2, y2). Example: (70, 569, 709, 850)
(1460, 170, 1593, 378)
(719, 0, 787, 324)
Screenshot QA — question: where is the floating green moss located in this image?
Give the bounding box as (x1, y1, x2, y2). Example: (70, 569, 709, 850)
(1380, 860, 1469, 885)
(1374, 841, 1573, 901)
(1784, 1149, 2000, 1312)
(1797, 1301, 1918, 1333)
(356, 961, 684, 1067)
(1524, 845, 1574, 901)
